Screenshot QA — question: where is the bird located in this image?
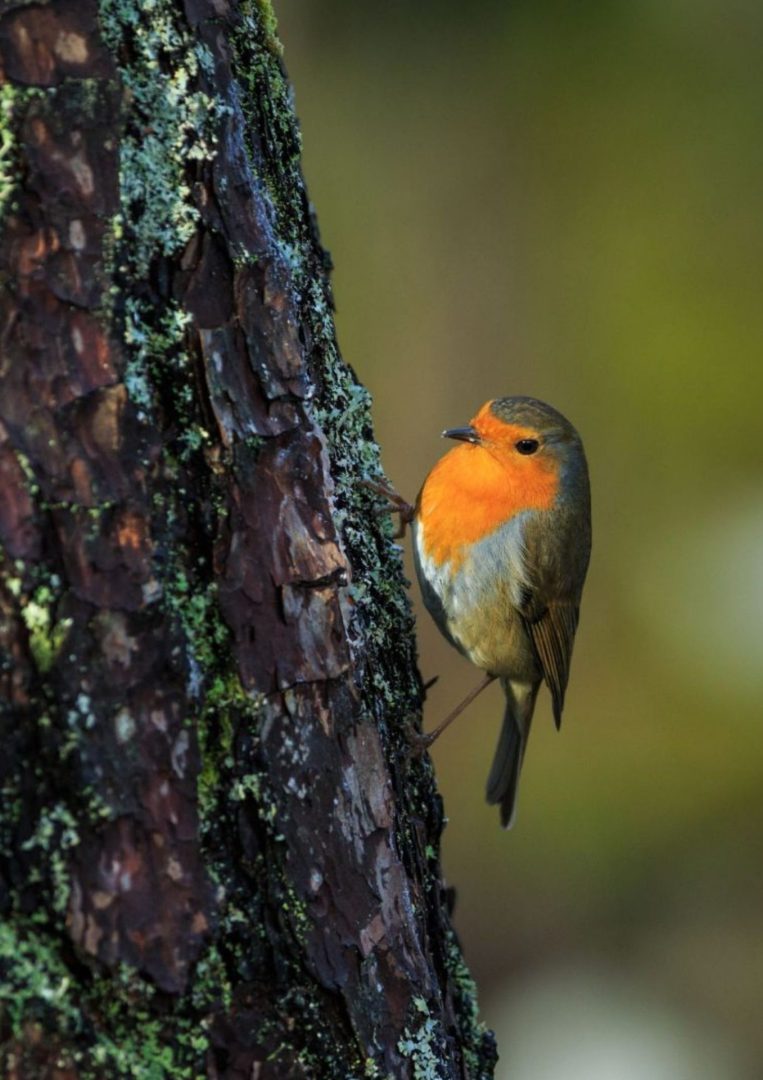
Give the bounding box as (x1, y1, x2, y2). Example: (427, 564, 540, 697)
(375, 396, 591, 828)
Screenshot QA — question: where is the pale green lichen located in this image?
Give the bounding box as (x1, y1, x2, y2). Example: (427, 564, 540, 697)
(20, 805, 79, 916)
(0, 923, 213, 1077)
(98, 0, 224, 276)
(13, 448, 39, 496)
(189, 943, 232, 1014)
(20, 584, 72, 675)
(229, 1, 305, 270)
(397, 996, 445, 1080)
(164, 571, 230, 686)
(0, 84, 17, 220)
(0, 84, 48, 222)
(60, 692, 99, 761)
(5, 574, 22, 599)
(196, 672, 264, 827)
(79, 965, 199, 1078)
(114, 707, 137, 744)
(282, 882, 310, 946)
(0, 922, 82, 1038)
(443, 929, 493, 1076)
(122, 294, 196, 439)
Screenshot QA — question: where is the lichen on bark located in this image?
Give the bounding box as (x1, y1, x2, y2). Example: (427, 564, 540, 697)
(0, 1, 496, 1076)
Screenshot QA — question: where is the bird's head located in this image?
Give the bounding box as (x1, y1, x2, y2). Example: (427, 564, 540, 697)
(419, 396, 588, 566)
(443, 396, 585, 493)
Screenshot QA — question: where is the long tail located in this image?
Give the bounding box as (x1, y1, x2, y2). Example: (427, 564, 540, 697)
(485, 679, 540, 829)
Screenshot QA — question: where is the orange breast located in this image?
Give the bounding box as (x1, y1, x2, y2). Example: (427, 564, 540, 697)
(417, 442, 558, 570)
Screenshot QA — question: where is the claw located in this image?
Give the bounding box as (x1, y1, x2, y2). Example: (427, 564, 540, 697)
(414, 674, 497, 751)
(362, 479, 415, 539)
(404, 723, 436, 758)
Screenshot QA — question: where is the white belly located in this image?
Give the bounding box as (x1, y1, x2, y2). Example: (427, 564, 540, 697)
(412, 514, 540, 681)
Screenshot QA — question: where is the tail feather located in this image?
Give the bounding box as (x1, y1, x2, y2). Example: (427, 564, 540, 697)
(486, 680, 540, 828)
(485, 714, 523, 828)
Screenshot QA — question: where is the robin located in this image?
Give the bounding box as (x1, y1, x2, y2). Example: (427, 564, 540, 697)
(373, 396, 591, 828)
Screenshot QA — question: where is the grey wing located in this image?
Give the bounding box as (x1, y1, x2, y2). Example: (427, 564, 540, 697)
(521, 600, 579, 729)
(516, 511, 590, 729)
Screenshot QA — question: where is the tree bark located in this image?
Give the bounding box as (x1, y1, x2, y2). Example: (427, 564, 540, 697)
(0, 2, 497, 1076)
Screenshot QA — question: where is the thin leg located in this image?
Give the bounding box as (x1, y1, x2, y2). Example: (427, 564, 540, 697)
(412, 673, 497, 751)
(362, 479, 415, 538)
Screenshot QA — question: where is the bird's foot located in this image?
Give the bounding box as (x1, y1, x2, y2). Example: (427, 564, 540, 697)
(404, 721, 438, 757)
(405, 674, 498, 756)
(362, 479, 415, 539)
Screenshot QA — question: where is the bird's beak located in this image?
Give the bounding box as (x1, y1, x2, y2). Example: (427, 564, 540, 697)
(442, 425, 480, 444)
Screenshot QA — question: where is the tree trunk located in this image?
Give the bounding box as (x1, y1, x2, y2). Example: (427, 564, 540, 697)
(0, 2, 496, 1076)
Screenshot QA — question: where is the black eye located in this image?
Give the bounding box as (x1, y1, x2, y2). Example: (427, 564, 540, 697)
(515, 438, 539, 455)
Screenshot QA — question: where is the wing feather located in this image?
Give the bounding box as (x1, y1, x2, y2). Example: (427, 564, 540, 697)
(523, 603, 579, 729)
(515, 509, 588, 729)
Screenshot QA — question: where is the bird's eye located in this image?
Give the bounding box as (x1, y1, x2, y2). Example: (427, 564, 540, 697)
(515, 438, 539, 455)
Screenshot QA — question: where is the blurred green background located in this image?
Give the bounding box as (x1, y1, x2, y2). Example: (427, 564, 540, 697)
(277, 3, 763, 1076)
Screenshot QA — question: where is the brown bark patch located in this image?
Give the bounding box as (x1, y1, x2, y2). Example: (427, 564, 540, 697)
(0, 1, 112, 87)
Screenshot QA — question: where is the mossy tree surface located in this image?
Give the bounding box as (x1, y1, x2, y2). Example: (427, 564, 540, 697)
(0, 2, 497, 1077)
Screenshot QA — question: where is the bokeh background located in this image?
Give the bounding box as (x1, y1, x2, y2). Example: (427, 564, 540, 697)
(277, 3, 763, 1076)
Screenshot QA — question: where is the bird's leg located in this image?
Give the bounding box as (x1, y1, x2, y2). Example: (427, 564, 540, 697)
(362, 479, 415, 539)
(410, 673, 497, 753)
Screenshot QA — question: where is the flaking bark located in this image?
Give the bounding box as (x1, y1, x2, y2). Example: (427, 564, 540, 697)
(0, 2, 497, 1076)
